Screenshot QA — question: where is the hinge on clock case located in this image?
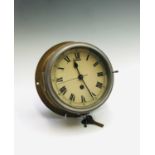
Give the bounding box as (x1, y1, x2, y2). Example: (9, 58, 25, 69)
(81, 114, 104, 128)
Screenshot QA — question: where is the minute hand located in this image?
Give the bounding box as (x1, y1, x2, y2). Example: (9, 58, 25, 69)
(81, 77, 94, 99)
(73, 60, 94, 99)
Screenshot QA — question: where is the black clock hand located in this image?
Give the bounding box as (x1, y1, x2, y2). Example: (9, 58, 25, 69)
(81, 77, 94, 99)
(73, 60, 94, 99)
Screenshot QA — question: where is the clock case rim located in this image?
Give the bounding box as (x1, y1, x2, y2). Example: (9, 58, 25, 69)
(35, 42, 81, 117)
(44, 42, 114, 115)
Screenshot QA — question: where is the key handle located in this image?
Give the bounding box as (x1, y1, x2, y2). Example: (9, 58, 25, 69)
(81, 115, 104, 128)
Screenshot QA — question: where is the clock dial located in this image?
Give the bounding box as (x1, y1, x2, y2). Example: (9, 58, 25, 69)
(51, 47, 108, 109)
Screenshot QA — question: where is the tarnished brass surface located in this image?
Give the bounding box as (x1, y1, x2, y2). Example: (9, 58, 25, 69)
(35, 41, 80, 117)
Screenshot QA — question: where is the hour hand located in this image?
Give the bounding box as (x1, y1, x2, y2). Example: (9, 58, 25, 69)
(73, 59, 78, 68)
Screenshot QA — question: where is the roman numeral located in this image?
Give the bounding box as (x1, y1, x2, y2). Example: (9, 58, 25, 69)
(69, 93, 75, 101)
(81, 95, 86, 103)
(96, 82, 103, 89)
(97, 72, 104, 77)
(57, 67, 64, 70)
(56, 77, 63, 82)
(86, 55, 90, 61)
(93, 61, 99, 67)
(59, 86, 67, 95)
(64, 56, 70, 63)
(74, 52, 80, 61)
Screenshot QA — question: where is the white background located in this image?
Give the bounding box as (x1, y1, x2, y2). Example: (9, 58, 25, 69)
(15, 56, 139, 155)
(1, 0, 155, 155)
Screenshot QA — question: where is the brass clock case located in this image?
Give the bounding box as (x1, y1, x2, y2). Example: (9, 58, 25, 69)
(35, 41, 114, 117)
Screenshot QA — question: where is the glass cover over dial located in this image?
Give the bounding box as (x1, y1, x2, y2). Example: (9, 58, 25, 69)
(50, 47, 109, 110)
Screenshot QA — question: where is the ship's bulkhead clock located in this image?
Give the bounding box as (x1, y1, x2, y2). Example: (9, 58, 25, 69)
(35, 41, 117, 127)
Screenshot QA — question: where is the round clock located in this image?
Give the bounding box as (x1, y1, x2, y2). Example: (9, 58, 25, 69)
(35, 41, 114, 118)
